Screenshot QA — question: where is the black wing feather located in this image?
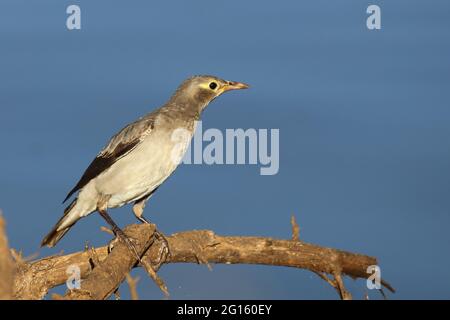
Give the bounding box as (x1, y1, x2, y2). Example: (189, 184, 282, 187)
(63, 140, 140, 203)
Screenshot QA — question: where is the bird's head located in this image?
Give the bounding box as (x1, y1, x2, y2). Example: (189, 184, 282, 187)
(169, 75, 249, 112)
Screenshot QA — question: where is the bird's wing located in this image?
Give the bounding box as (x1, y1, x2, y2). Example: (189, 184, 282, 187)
(63, 114, 156, 203)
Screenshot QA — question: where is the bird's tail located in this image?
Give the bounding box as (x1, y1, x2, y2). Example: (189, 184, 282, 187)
(41, 199, 80, 248)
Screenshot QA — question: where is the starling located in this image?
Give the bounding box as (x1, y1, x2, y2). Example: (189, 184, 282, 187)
(41, 75, 249, 254)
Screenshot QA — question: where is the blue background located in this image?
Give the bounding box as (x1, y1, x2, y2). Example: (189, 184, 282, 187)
(1, 0, 449, 299)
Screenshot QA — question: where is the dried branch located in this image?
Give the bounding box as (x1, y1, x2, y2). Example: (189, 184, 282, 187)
(0, 213, 15, 300)
(10, 221, 394, 300)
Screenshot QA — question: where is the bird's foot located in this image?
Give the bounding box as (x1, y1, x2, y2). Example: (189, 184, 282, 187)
(152, 229, 170, 269)
(98, 206, 143, 263)
(114, 227, 143, 263)
(136, 215, 170, 267)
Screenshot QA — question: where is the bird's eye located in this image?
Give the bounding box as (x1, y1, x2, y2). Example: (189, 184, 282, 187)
(209, 82, 218, 90)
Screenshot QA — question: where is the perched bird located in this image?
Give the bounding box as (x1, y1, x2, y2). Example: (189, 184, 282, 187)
(41, 75, 249, 252)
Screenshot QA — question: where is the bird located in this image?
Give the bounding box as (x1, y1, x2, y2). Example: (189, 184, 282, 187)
(41, 75, 249, 255)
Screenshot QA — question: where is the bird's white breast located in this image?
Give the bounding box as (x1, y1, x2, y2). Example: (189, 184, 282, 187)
(94, 125, 194, 208)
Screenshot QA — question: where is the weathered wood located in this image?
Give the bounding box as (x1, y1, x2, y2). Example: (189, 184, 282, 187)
(11, 223, 393, 300)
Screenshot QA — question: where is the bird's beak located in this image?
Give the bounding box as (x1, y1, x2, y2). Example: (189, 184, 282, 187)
(222, 81, 250, 92)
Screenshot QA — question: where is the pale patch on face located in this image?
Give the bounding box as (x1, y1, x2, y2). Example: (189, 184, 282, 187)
(198, 79, 221, 91)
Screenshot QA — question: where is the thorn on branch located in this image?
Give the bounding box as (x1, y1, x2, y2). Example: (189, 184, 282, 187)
(88, 246, 101, 269)
(291, 215, 300, 241)
(189, 237, 212, 271)
(10, 249, 25, 265)
(100, 226, 114, 236)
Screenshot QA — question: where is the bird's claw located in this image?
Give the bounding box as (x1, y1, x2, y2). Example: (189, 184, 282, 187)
(150, 229, 170, 269)
(111, 228, 142, 263)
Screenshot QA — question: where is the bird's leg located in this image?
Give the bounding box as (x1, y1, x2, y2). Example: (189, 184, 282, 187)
(133, 199, 170, 268)
(98, 208, 142, 262)
(97, 196, 142, 262)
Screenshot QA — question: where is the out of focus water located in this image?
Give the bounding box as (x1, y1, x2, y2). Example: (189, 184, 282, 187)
(1, 0, 449, 299)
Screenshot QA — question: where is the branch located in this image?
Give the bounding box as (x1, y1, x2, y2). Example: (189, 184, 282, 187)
(61, 224, 157, 300)
(0, 212, 15, 300)
(12, 222, 394, 300)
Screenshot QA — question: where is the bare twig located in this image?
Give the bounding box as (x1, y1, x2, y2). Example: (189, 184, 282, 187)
(313, 271, 337, 289)
(140, 257, 169, 297)
(100, 226, 114, 236)
(291, 215, 300, 241)
(125, 274, 140, 300)
(333, 272, 352, 300)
